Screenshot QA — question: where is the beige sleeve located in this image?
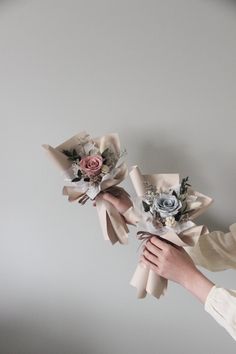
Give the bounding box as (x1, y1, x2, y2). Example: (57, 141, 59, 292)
(185, 223, 236, 271)
(205, 285, 236, 341)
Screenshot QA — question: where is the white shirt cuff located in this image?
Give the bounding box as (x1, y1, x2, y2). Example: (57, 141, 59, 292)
(205, 285, 236, 340)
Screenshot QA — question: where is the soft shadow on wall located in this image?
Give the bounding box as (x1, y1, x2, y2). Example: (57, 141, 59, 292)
(0, 322, 85, 354)
(0, 312, 102, 354)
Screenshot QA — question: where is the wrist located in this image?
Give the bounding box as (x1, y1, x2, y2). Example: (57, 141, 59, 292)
(181, 268, 214, 304)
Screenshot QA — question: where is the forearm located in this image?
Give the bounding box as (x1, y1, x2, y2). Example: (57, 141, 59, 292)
(181, 268, 215, 304)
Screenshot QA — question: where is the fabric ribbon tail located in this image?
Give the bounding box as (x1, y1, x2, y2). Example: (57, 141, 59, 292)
(95, 196, 129, 245)
(130, 263, 167, 299)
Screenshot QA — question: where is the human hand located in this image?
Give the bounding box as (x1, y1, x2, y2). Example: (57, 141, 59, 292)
(141, 236, 197, 286)
(140, 236, 214, 303)
(100, 192, 133, 214)
(93, 191, 133, 214)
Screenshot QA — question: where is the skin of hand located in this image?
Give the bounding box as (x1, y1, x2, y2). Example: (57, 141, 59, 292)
(94, 192, 133, 216)
(141, 236, 215, 304)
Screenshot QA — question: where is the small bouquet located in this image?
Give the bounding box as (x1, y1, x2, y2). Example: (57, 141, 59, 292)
(42, 131, 130, 245)
(129, 166, 213, 299)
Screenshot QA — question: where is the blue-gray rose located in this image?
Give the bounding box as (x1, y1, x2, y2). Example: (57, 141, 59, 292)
(152, 193, 182, 218)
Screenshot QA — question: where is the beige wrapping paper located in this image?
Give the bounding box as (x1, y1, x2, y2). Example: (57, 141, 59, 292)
(129, 165, 213, 299)
(42, 132, 130, 245)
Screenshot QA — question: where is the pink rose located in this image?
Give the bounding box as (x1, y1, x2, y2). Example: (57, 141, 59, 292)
(79, 155, 103, 177)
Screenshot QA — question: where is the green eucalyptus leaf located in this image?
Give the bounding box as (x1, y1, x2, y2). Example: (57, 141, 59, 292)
(62, 149, 72, 157)
(72, 177, 81, 182)
(172, 190, 178, 198)
(175, 212, 182, 221)
(142, 201, 150, 212)
(101, 148, 110, 158)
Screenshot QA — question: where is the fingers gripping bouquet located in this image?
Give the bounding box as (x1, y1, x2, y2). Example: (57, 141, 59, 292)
(129, 166, 213, 299)
(42, 132, 130, 245)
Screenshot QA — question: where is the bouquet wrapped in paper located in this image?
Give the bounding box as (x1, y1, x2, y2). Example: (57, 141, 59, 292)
(42, 131, 130, 245)
(129, 166, 213, 299)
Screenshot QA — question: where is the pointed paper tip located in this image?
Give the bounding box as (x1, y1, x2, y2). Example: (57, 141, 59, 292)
(41, 144, 50, 150)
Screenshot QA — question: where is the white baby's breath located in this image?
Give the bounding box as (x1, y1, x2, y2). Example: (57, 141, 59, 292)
(101, 165, 110, 174)
(72, 162, 80, 177)
(165, 216, 177, 228)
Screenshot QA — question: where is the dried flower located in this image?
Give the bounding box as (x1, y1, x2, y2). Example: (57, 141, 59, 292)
(165, 216, 177, 228)
(152, 193, 182, 218)
(79, 155, 103, 177)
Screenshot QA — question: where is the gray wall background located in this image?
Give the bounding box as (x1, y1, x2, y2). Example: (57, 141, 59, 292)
(1, 0, 236, 353)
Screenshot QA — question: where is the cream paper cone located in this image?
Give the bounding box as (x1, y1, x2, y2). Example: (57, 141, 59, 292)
(42, 132, 129, 245)
(130, 225, 209, 299)
(129, 165, 213, 299)
(95, 194, 129, 245)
